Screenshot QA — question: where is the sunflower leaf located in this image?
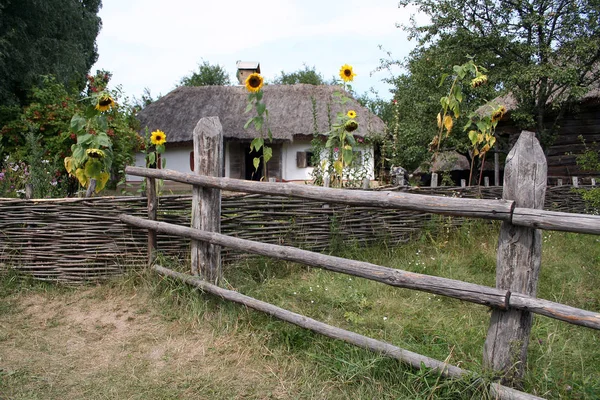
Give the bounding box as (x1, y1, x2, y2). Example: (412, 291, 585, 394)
(77, 133, 93, 145)
(70, 115, 87, 133)
(250, 137, 263, 152)
(256, 102, 266, 116)
(244, 102, 253, 113)
(253, 157, 260, 171)
(263, 146, 272, 163)
(243, 117, 254, 130)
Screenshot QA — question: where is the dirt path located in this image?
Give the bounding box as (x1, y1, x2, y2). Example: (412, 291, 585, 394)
(0, 284, 308, 399)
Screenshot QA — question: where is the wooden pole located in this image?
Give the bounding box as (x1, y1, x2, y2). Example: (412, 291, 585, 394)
(191, 117, 223, 284)
(121, 214, 600, 330)
(483, 131, 547, 386)
(494, 150, 500, 186)
(153, 265, 545, 400)
(125, 166, 600, 235)
(85, 178, 97, 198)
(125, 166, 515, 221)
(147, 177, 157, 267)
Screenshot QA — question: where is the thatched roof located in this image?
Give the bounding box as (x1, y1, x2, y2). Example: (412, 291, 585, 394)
(414, 151, 470, 174)
(137, 84, 386, 143)
(478, 79, 600, 117)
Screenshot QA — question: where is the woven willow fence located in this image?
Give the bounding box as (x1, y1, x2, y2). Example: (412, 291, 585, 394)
(0, 185, 596, 283)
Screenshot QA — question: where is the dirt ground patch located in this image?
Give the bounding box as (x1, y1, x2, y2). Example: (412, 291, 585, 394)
(0, 284, 312, 399)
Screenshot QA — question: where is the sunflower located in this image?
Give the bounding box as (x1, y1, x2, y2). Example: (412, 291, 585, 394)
(344, 120, 358, 132)
(491, 105, 507, 122)
(150, 129, 167, 146)
(86, 148, 106, 158)
(470, 74, 488, 88)
(95, 94, 115, 112)
(245, 73, 264, 93)
(339, 64, 356, 82)
(347, 110, 357, 119)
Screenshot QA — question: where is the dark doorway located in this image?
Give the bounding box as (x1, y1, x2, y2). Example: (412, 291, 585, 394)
(245, 147, 263, 181)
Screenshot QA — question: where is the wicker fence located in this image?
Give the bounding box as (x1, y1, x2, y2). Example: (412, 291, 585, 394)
(0, 184, 596, 283)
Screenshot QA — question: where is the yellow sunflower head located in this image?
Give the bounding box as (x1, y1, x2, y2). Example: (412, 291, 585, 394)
(150, 129, 167, 146)
(339, 64, 356, 82)
(245, 73, 264, 93)
(86, 148, 106, 158)
(491, 105, 506, 122)
(347, 110, 357, 119)
(470, 74, 488, 88)
(95, 94, 115, 112)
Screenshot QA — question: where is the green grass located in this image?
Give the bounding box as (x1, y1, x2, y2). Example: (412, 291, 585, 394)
(1, 220, 599, 399)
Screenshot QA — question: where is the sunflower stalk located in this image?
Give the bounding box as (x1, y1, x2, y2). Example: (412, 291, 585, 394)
(64, 90, 117, 194)
(244, 73, 272, 180)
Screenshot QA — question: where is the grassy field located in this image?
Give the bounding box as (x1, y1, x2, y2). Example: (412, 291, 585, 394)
(1, 220, 599, 399)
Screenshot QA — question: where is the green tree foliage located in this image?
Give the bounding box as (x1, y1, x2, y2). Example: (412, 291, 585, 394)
(0, 0, 102, 106)
(0, 73, 139, 197)
(273, 65, 327, 85)
(377, 45, 497, 172)
(179, 61, 231, 86)
(398, 0, 600, 146)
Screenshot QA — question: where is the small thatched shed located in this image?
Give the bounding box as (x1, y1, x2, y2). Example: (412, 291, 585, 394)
(135, 84, 386, 182)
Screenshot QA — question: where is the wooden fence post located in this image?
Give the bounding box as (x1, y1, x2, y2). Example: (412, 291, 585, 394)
(191, 117, 223, 284)
(147, 177, 157, 266)
(431, 172, 438, 187)
(483, 131, 547, 386)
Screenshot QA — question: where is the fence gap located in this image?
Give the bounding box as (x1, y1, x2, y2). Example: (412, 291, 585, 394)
(572, 176, 579, 187)
(191, 117, 223, 284)
(483, 131, 547, 386)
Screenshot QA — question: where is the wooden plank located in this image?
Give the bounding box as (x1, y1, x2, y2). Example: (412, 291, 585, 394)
(483, 131, 547, 386)
(153, 265, 545, 400)
(125, 167, 515, 221)
(191, 117, 223, 284)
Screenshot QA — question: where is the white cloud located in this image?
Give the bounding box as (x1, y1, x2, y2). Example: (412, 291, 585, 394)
(93, 0, 421, 100)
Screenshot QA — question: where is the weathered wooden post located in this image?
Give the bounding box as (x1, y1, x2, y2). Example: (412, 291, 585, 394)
(191, 117, 223, 284)
(483, 131, 547, 386)
(146, 176, 158, 266)
(431, 172, 438, 187)
(85, 178, 97, 197)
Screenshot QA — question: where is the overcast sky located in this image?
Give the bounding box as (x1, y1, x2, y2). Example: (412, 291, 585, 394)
(92, 0, 425, 102)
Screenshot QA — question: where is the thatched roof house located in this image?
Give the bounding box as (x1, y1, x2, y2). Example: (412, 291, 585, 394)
(137, 84, 385, 144)
(135, 84, 386, 182)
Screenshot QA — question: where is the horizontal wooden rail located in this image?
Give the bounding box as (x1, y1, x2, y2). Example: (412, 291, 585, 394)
(153, 265, 545, 400)
(125, 166, 515, 221)
(125, 166, 600, 235)
(511, 208, 600, 235)
(121, 215, 600, 330)
(121, 214, 508, 308)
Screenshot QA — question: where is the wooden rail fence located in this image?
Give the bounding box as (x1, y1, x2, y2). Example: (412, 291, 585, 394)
(121, 118, 600, 400)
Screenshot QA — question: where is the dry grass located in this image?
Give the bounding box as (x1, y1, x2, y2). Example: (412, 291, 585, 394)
(0, 280, 332, 399)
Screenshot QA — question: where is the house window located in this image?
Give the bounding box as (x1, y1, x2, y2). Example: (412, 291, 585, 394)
(296, 151, 315, 168)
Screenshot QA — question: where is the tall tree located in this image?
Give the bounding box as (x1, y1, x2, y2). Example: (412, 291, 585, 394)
(273, 65, 327, 85)
(179, 61, 231, 86)
(398, 0, 600, 146)
(0, 0, 102, 106)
